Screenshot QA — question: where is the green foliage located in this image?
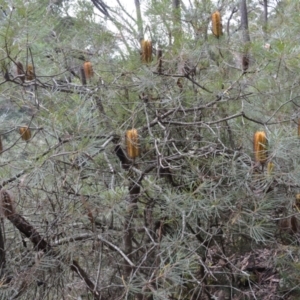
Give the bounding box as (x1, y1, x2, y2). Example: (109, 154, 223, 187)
(0, 0, 300, 299)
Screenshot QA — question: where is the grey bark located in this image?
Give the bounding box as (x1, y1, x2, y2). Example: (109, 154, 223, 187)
(263, 0, 268, 26)
(240, 0, 251, 71)
(240, 0, 250, 43)
(173, 0, 180, 9)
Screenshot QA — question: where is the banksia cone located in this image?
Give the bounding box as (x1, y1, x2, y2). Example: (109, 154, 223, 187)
(253, 131, 268, 164)
(83, 61, 94, 79)
(115, 145, 130, 169)
(16, 61, 25, 82)
(19, 126, 31, 141)
(141, 40, 152, 63)
(26, 65, 34, 80)
(80, 67, 87, 85)
(242, 53, 250, 71)
(157, 48, 163, 74)
(126, 129, 140, 159)
(177, 78, 183, 91)
(211, 11, 222, 38)
(0, 189, 15, 218)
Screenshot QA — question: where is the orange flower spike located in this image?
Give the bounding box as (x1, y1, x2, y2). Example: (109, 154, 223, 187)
(141, 40, 152, 63)
(83, 61, 94, 79)
(126, 129, 140, 159)
(211, 11, 223, 38)
(253, 131, 268, 164)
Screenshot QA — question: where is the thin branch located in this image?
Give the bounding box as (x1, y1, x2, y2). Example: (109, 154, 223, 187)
(90, 0, 110, 17)
(98, 235, 136, 268)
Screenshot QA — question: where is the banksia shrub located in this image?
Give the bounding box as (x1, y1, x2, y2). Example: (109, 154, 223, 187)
(26, 65, 34, 80)
(19, 126, 31, 141)
(253, 131, 268, 164)
(126, 129, 140, 159)
(83, 61, 94, 79)
(211, 11, 222, 38)
(141, 40, 152, 63)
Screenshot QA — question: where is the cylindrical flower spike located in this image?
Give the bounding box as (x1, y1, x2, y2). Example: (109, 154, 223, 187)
(253, 131, 268, 164)
(83, 61, 94, 79)
(141, 40, 152, 63)
(126, 129, 140, 159)
(19, 126, 31, 141)
(211, 11, 223, 38)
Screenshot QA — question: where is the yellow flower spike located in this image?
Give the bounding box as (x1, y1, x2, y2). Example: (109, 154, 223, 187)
(141, 40, 152, 63)
(125, 129, 140, 159)
(253, 131, 268, 164)
(83, 61, 94, 79)
(211, 11, 223, 38)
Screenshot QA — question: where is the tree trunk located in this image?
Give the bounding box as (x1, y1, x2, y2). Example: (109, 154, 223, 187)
(240, 0, 250, 43)
(240, 0, 251, 71)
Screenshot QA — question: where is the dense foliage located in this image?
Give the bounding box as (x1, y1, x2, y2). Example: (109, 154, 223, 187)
(0, 0, 300, 299)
